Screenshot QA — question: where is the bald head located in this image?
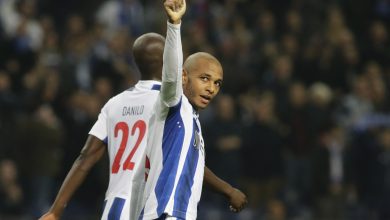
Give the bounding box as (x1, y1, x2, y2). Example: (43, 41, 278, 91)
(133, 33, 165, 80)
(182, 52, 223, 110)
(183, 52, 222, 73)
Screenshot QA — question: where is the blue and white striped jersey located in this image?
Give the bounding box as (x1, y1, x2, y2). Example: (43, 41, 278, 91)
(139, 22, 205, 220)
(89, 80, 161, 220)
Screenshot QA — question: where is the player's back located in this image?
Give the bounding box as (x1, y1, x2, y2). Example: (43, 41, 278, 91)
(89, 80, 161, 220)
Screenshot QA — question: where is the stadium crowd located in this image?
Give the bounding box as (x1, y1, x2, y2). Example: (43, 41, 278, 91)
(0, 0, 389, 219)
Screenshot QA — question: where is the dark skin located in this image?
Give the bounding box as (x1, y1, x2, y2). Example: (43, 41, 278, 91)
(133, 33, 165, 81)
(39, 5, 247, 219)
(182, 53, 224, 110)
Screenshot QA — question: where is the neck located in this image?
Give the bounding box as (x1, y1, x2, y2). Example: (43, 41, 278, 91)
(190, 102, 199, 113)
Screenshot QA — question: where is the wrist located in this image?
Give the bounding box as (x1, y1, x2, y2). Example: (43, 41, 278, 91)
(49, 210, 61, 218)
(49, 203, 65, 218)
(167, 21, 181, 30)
(168, 19, 181, 25)
(224, 185, 235, 198)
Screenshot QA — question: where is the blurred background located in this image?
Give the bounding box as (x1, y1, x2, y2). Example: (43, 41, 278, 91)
(0, 0, 390, 219)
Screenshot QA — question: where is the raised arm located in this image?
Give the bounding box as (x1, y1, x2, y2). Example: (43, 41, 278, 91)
(204, 166, 248, 212)
(160, 0, 186, 107)
(38, 136, 106, 220)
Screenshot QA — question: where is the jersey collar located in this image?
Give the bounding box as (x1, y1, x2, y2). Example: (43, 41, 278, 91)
(193, 108, 199, 120)
(135, 80, 162, 91)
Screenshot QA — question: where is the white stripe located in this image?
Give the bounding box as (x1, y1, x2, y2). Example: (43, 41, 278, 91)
(165, 101, 194, 213)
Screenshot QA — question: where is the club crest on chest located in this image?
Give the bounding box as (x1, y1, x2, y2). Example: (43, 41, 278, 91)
(193, 130, 205, 155)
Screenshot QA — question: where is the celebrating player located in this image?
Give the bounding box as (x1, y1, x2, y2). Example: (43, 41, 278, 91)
(138, 0, 247, 219)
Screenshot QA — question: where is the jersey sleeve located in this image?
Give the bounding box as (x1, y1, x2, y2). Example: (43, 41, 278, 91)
(160, 21, 183, 108)
(89, 102, 109, 141)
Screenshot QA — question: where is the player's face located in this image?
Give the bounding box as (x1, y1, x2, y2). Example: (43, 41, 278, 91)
(183, 58, 223, 110)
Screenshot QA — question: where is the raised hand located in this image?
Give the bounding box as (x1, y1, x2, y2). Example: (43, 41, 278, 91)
(164, 0, 186, 24)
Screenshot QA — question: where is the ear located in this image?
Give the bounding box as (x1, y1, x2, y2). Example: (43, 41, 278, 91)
(182, 69, 188, 84)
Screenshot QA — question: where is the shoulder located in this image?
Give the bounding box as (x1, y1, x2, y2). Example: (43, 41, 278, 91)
(109, 90, 129, 103)
(101, 90, 130, 110)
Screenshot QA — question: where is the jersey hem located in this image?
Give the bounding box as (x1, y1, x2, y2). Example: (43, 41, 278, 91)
(140, 210, 195, 220)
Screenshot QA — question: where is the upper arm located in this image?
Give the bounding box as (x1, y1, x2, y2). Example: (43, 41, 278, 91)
(77, 135, 106, 170)
(89, 99, 111, 141)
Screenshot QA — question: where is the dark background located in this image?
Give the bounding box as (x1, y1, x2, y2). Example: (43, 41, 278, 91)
(0, 0, 390, 219)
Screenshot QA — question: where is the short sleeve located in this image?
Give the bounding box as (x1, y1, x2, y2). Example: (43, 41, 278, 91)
(89, 104, 108, 141)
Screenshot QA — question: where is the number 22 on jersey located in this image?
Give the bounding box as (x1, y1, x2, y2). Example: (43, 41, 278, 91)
(111, 120, 146, 174)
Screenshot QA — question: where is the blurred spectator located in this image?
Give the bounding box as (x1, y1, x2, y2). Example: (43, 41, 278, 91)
(252, 10, 278, 81)
(310, 123, 353, 220)
(262, 55, 294, 121)
(336, 74, 374, 130)
(38, 16, 61, 69)
(200, 95, 244, 218)
(374, 0, 390, 21)
(143, 0, 165, 33)
(60, 15, 94, 93)
(91, 28, 138, 91)
(0, 0, 43, 51)
(95, 0, 144, 37)
(313, 6, 353, 91)
(0, 70, 19, 157)
(350, 126, 390, 220)
(362, 20, 389, 68)
(201, 94, 244, 219)
(204, 94, 243, 187)
(15, 105, 63, 218)
(306, 82, 335, 142)
(260, 199, 287, 220)
(282, 82, 312, 209)
(0, 159, 25, 219)
(374, 127, 390, 219)
(242, 91, 285, 209)
(364, 61, 390, 112)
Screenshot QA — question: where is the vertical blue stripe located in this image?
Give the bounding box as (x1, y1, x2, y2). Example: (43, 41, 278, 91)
(155, 101, 184, 217)
(103, 137, 108, 145)
(108, 197, 126, 220)
(151, 84, 161, 91)
(172, 119, 199, 219)
(138, 207, 144, 220)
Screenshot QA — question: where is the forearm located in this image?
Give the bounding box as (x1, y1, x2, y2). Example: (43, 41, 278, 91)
(204, 166, 248, 212)
(48, 159, 91, 217)
(203, 166, 233, 197)
(161, 21, 183, 107)
(48, 136, 105, 217)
